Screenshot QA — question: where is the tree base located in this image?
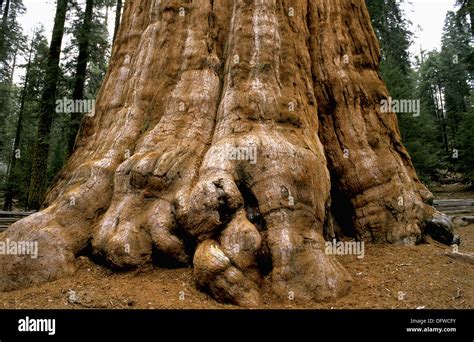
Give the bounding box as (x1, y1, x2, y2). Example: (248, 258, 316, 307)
(0, 0, 456, 306)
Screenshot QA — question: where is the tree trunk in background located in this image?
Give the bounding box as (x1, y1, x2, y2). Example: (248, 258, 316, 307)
(1, 0, 454, 306)
(68, 0, 94, 154)
(112, 0, 121, 43)
(457, 0, 474, 36)
(27, 0, 68, 210)
(465, 0, 474, 35)
(104, 1, 109, 27)
(470, 7, 474, 36)
(0, 0, 10, 159)
(3, 37, 34, 211)
(0, 0, 10, 60)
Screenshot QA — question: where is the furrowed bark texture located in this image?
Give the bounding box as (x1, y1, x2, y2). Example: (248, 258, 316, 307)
(0, 0, 453, 306)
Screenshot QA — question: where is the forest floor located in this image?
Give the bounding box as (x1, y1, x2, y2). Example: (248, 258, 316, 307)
(0, 192, 473, 309)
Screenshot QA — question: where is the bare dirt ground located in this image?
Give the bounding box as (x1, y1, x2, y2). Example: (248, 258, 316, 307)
(1, 189, 473, 309)
(0, 222, 472, 309)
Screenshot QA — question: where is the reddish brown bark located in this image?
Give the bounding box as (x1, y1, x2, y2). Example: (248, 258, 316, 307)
(0, 0, 453, 306)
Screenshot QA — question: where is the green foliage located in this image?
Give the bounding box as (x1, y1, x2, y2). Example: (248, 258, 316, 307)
(54, 0, 111, 166)
(366, 0, 442, 179)
(0, 0, 26, 168)
(62, 0, 111, 98)
(366, 0, 474, 183)
(458, 106, 474, 180)
(0, 0, 117, 209)
(366, 0, 414, 99)
(2, 27, 49, 209)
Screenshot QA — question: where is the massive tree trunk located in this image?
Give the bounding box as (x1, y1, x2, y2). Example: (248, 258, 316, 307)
(0, 0, 454, 306)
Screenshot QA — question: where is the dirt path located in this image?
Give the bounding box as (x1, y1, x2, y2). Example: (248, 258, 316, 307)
(1, 222, 472, 309)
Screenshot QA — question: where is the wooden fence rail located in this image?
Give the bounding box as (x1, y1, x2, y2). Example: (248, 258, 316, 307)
(433, 199, 474, 217)
(0, 211, 36, 232)
(0, 199, 472, 233)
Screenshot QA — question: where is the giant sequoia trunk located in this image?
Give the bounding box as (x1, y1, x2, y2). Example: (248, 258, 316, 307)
(0, 0, 454, 306)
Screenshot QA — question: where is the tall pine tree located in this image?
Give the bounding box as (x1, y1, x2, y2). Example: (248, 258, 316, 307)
(27, 0, 68, 210)
(68, 0, 93, 154)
